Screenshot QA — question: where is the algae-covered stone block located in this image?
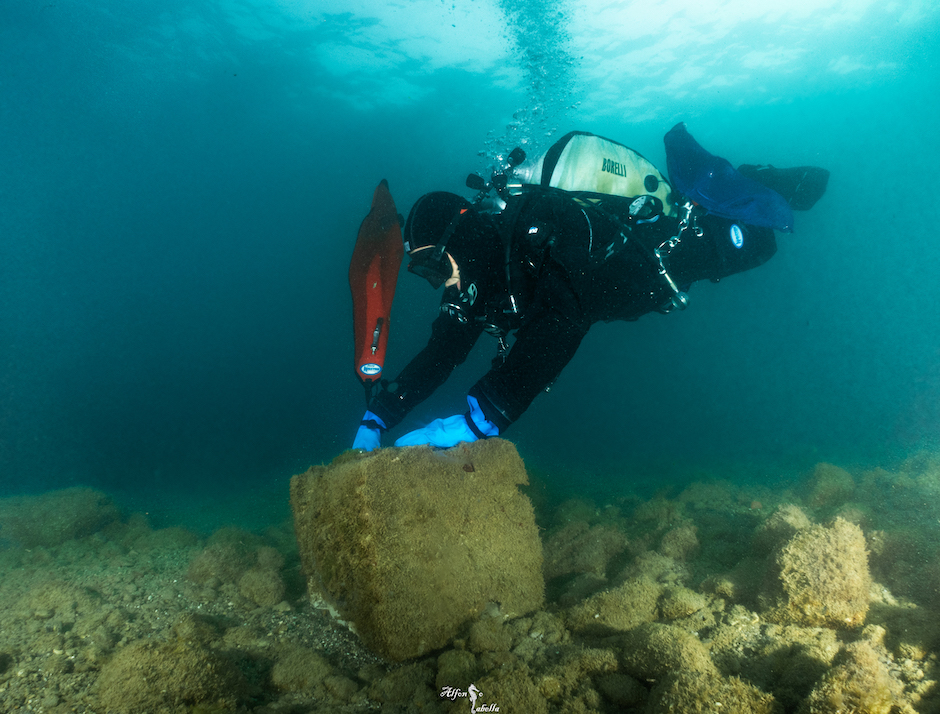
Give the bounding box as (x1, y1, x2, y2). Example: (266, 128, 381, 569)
(290, 438, 544, 661)
(759, 517, 870, 628)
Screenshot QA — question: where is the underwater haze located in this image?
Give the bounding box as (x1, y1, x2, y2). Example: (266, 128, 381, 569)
(2, 0, 939, 519)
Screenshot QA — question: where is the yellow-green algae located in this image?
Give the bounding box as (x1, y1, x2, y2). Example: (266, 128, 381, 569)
(1, 450, 940, 712)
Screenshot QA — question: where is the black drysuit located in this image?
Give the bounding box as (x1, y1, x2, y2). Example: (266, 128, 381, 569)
(369, 189, 777, 434)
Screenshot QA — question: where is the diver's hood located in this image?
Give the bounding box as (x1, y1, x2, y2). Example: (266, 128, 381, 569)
(404, 192, 469, 253)
(404, 192, 502, 288)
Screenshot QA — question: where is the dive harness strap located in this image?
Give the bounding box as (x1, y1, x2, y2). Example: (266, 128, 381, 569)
(456, 190, 533, 367)
(496, 191, 533, 320)
(472, 188, 698, 373)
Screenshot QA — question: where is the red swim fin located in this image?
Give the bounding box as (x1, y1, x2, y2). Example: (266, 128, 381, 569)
(349, 179, 403, 399)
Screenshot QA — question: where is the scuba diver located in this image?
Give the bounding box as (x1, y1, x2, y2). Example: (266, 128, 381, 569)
(352, 124, 829, 451)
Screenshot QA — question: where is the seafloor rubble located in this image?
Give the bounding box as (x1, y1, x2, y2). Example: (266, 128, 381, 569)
(0, 449, 939, 713)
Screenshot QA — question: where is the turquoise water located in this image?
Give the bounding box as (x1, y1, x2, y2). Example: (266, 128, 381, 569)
(1, 0, 939, 518)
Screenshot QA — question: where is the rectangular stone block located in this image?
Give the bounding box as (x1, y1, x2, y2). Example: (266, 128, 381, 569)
(290, 438, 544, 661)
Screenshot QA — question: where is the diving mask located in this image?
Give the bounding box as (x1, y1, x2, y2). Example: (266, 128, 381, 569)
(407, 245, 455, 289)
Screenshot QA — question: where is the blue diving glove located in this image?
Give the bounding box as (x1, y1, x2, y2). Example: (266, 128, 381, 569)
(394, 395, 499, 448)
(353, 411, 386, 451)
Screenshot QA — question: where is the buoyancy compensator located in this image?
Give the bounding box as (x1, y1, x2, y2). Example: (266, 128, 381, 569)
(466, 132, 692, 315)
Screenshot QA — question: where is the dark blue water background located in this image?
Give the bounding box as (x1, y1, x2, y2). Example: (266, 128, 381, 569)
(2, 0, 938, 527)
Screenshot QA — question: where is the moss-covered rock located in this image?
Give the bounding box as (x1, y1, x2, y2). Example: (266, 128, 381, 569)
(96, 637, 248, 712)
(807, 462, 856, 510)
(186, 541, 254, 586)
(798, 641, 902, 714)
(538, 647, 617, 703)
(324, 674, 360, 701)
(467, 615, 513, 654)
(366, 660, 437, 706)
(566, 578, 661, 633)
(436, 649, 479, 691)
(759, 517, 871, 628)
(270, 644, 333, 691)
(658, 584, 709, 620)
(290, 438, 544, 661)
(658, 524, 700, 560)
(648, 670, 782, 713)
(617, 549, 689, 584)
(238, 567, 285, 607)
(618, 622, 718, 680)
(542, 521, 628, 580)
(753, 504, 812, 555)
(474, 668, 548, 714)
(595, 671, 648, 708)
(550, 498, 598, 527)
(0, 487, 121, 547)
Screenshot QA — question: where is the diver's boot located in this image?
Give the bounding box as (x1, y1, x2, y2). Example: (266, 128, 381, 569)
(737, 164, 830, 210)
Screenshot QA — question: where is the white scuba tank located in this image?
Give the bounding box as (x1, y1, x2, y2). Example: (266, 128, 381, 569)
(512, 132, 677, 217)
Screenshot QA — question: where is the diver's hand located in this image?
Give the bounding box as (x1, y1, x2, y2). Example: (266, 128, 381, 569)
(353, 411, 386, 451)
(394, 396, 498, 448)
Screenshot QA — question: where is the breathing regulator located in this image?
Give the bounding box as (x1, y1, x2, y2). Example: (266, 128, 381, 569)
(465, 147, 527, 214)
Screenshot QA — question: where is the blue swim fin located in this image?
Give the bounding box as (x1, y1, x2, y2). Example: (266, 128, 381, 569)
(664, 123, 794, 233)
